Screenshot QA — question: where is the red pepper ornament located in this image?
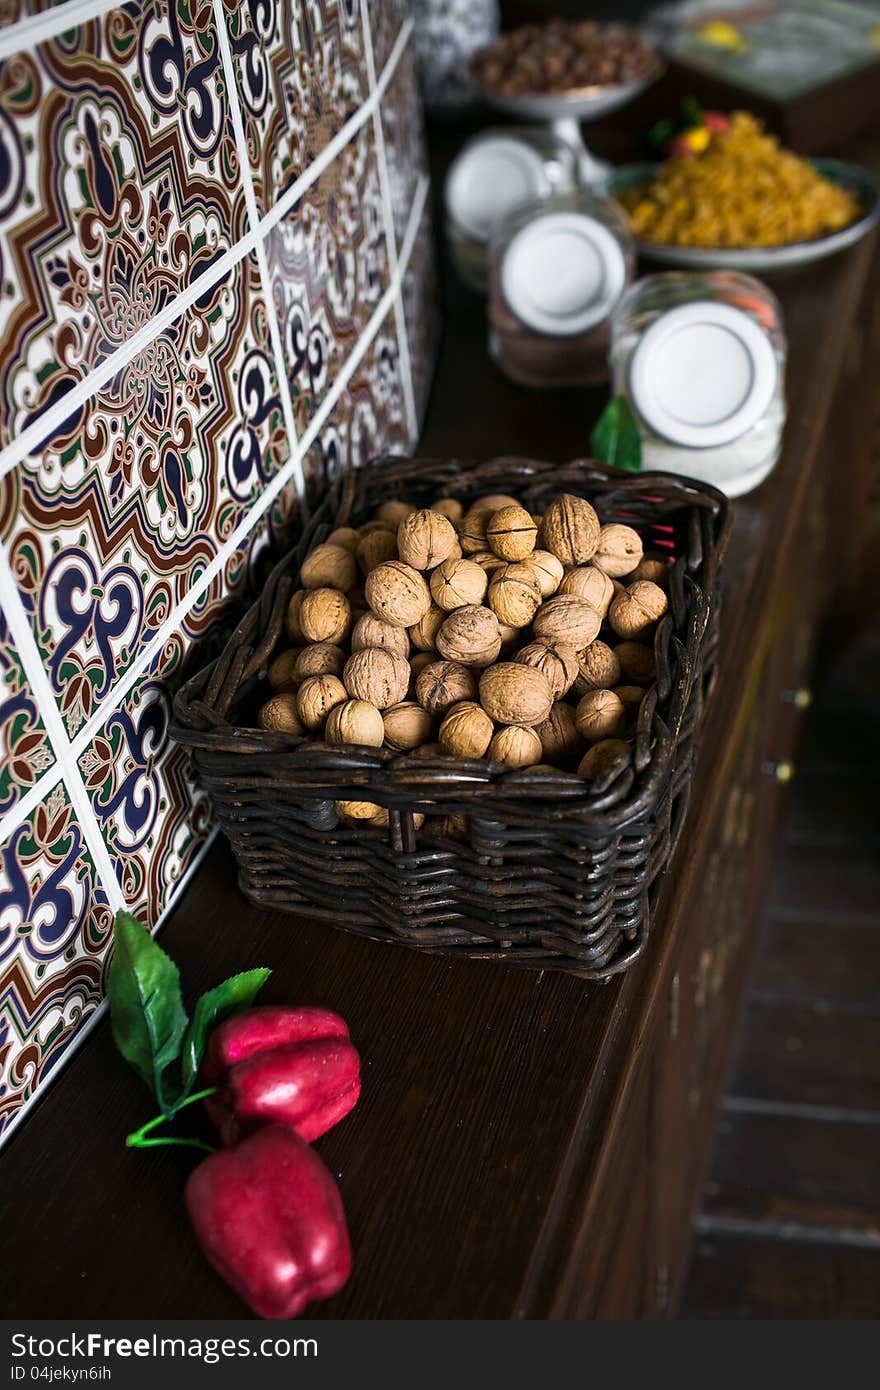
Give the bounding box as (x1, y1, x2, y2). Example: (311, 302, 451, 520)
(200, 1005, 361, 1147)
(186, 1124, 352, 1319)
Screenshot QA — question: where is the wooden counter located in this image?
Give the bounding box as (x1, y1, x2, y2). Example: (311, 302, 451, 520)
(2, 131, 878, 1321)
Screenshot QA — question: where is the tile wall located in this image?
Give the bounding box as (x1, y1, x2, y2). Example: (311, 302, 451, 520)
(0, 0, 437, 1142)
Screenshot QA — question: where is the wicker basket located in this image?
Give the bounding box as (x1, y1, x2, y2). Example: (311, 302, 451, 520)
(171, 457, 730, 978)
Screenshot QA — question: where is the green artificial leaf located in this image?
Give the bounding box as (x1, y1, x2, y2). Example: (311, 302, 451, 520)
(180, 968, 271, 1092)
(682, 95, 704, 129)
(107, 912, 189, 1113)
(648, 117, 675, 150)
(590, 396, 643, 474)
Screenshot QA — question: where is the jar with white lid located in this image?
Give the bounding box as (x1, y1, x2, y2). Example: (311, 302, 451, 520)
(445, 128, 579, 292)
(611, 272, 787, 498)
(488, 190, 635, 388)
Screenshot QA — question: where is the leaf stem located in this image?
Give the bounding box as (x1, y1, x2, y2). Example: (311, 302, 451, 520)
(125, 1086, 218, 1154)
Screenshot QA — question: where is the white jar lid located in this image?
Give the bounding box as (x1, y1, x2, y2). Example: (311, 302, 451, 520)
(628, 301, 779, 449)
(500, 211, 627, 338)
(445, 136, 551, 245)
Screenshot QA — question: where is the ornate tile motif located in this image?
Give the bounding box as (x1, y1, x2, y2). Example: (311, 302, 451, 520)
(223, 0, 368, 217)
(379, 39, 426, 251)
(0, 0, 242, 450)
(0, 248, 290, 736)
(0, 782, 113, 1139)
(367, 0, 408, 77)
(267, 117, 388, 436)
(402, 198, 440, 427)
(0, 602, 55, 820)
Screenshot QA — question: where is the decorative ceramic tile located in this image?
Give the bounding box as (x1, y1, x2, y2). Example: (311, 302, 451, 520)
(0, 0, 242, 450)
(367, 0, 408, 77)
(0, 2, 66, 32)
(267, 116, 388, 436)
(402, 197, 439, 427)
(0, 248, 290, 736)
(379, 38, 426, 251)
(0, 782, 113, 1139)
(0, 602, 55, 820)
(223, 0, 368, 217)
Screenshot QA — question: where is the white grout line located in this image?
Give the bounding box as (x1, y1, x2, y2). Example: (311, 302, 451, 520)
(0, 758, 65, 849)
(0, 0, 116, 61)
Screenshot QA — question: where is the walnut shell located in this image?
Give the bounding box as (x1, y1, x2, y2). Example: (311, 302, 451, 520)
(459, 507, 493, 555)
(408, 604, 446, 651)
(431, 497, 464, 523)
(535, 701, 585, 765)
(578, 738, 632, 783)
(396, 509, 458, 571)
(486, 505, 537, 561)
(351, 612, 410, 660)
(356, 528, 398, 576)
(479, 662, 553, 727)
(358, 518, 396, 537)
(324, 699, 385, 748)
(487, 564, 542, 627)
(296, 674, 348, 731)
(300, 589, 351, 644)
(488, 724, 543, 768)
(374, 498, 415, 526)
(430, 557, 488, 611)
(476, 493, 521, 511)
(609, 580, 668, 638)
(575, 688, 627, 742)
(575, 640, 622, 694)
(436, 605, 502, 667)
(408, 651, 435, 688)
(365, 561, 432, 628)
(497, 622, 520, 650)
(541, 493, 600, 566)
(515, 640, 579, 699)
(382, 701, 434, 751)
(470, 549, 508, 576)
(615, 641, 656, 685)
(343, 647, 410, 708)
(258, 693, 304, 736)
(524, 549, 564, 598)
(614, 684, 644, 709)
(630, 556, 669, 588)
(293, 642, 347, 681)
(427, 812, 469, 839)
(300, 542, 357, 593)
(415, 659, 478, 715)
(411, 741, 445, 760)
(267, 648, 302, 690)
(285, 590, 306, 642)
(592, 524, 643, 578)
(335, 799, 390, 828)
(439, 701, 494, 758)
(532, 594, 601, 648)
(559, 565, 614, 616)
(326, 526, 360, 554)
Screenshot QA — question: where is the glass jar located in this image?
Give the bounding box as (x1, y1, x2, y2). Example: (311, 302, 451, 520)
(488, 190, 635, 388)
(610, 271, 787, 498)
(445, 128, 579, 292)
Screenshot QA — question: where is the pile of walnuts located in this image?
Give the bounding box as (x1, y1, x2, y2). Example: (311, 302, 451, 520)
(257, 490, 669, 832)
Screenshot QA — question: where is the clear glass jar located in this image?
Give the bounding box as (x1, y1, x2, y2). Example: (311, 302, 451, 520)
(488, 190, 635, 388)
(445, 127, 580, 292)
(610, 271, 787, 498)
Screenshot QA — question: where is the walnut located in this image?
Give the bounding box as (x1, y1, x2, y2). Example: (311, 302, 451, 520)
(374, 498, 415, 527)
(356, 528, 398, 576)
(575, 640, 622, 694)
(532, 595, 601, 648)
(267, 648, 302, 690)
(411, 741, 445, 759)
(324, 699, 385, 748)
(343, 647, 410, 708)
(541, 493, 600, 566)
(578, 738, 631, 783)
(365, 561, 432, 628)
(535, 701, 585, 764)
(397, 509, 458, 571)
(431, 497, 464, 523)
(351, 612, 410, 661)
(515, 640, 579, 699)
(335, 799, 390, 828)
(408, 651, 435, 688)
(430, 558, 488, 611)
(382, 701, 434, 751)
(300, 588, 351, 644)
(439, 702, 494, 758)
(592, 524, 643, 578)
(486, 505, 537, 561)
(488, 724, 542, 768)
(487, 564, 542, 627)
(470, 549, 508, 576)
(300, 542, 357, 593)
(609, 580, 668, 638)
(447, 540, 464, 562)
(358, 518, 396, 537)
(294, 642, 347, 681)
(479, 663, 553, 726)
(348, 585, 368, 620)
(497, 622, 520, 650)
(615, 641, 655, 685)
(326, 526, 360, 554)
(409, 604, 446, 651)
(427, 813, 469, 839)
(630, 556, 669, 588)
(575, 688, 627, 742)
(559, 564, 614, 616)
(458, 507, 493, 555)
(415, 659, 478, 715)
(524, 549, 564, 598)
(285, 589, 306, 642)
(476, 493, 520, 511)
(258, 693, 304, 736)
(614, 685, 644, 710)
(296, 674, 348, 731)
(436, 605, 502, 667)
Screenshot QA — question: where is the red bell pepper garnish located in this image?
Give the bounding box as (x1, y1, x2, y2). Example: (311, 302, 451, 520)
(186, 1124, 352, 1319)
(200, 1005, 361, 1147)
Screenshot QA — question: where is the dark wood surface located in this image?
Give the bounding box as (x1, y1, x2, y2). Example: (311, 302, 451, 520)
(2, 125, 879, 1319)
